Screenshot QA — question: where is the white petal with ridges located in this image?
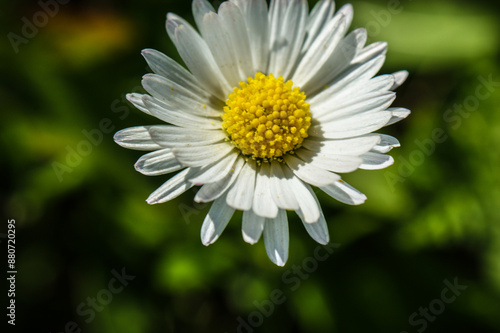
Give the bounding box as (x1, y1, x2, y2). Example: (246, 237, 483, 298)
(188, 152, 239, 184)
(310, 111, 392, 139)
(242, 210, 265, 244)
(320, 180, 367, 205)
(148, 126, 226, 148)
(269, 162, 300, 210)
(135, 149, 183, 176)
(293, 11, 347, 87)
(192, 0, 216, 36)
(195, 157, 245, 203)
(230, 0, 270, 73)
(268, 0, 308, 79)
(359, 152, 394, 170)
(141, 48, 206, 97)
(263, 209, 289, 266)
(199, 10, 246, 86)
(301, 0, 335, 53)
(141, 74, 221, 117)
(300, 212, 329, 245)
(297, 190, 329, 244)
(289, 177, 321, 223)
(310, 55, 387, 108)
(372, 134, 400, 153)
(226, 160, 256, 210)
(354, 41, 388, 64)
(166, 14, 231, 99)
(302, 19, 364, 94)
(146, 168, 196, 204)
(285, 154, 341, 187)
(313, 74, 395, 113)
(387, 107, 411, 126)
(253, 163, 279, 218)
(219, 2, 255, 80)
(126, 93, 151, 115)
(201, 193, 235, 245)
(302, 135, 380, 156)
(296, 148, 362, 173)
(315, 91, 395, 123)
(173, 143, 235, 167)
(113, 126, 163, 151)
(391, 70, 409, 90)
(142, 95, 221, 130)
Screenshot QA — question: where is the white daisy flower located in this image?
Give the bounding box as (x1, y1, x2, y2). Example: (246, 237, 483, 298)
(114, 0, 410, 266)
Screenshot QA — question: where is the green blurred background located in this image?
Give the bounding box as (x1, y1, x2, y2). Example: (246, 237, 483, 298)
(2, 0, 500, 332)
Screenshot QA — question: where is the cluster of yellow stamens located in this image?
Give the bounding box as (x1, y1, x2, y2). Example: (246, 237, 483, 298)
(222, 72, 311, 161)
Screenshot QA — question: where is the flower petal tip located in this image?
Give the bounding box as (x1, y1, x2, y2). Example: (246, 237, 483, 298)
(270, 250, 287, 267)
(318, 238, 330, 246)
(201, 236, 217, 246)
(146, 197, 158, 205)
(273, 258, 286, 267)
(242, 233, 258, 245)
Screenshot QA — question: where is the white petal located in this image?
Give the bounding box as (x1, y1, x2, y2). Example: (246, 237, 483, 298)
(219, 2, 255, 80)
(166, 14, 231, 100)
(263, 209, 289, 266)
(126, 93, 151, 115)
(199, 9, 247, 86)
(173, 142, 235, 167)
(372, 134, 400, 153)
(195, 157, 245, 203)
(302, 26, 365, 94)
(192, 0, 216, 35)
(242, 209, 265, 244)
(354, 41, 388, 64)
(295, 148, 362, 173)
(201, 193, 235, 245)
(391, 70, 409, 90)
(302, 135, 380, 156)
(142, 74, 221, 117)
(142, 95, 221, 130)
(289, 177, 321, 223)
(315, 91, 396, 123)
(148, 125, 226, 148)
(284, 154, 341, 187)
(230, 0, 270, 73)
(268, 0, 308, 79)
(188, 152, 239, 184)
(359, 152, 394, 170)
(310, 55, 387, 108)
(363, 74, 396, 93)
(335, 3, 354, 31)
(226, 159, 256, 210)
(146, 168, 196, 204)
(293, 6, 349, 87)
(309, 111, 392, 139)
(253, 163, 279, 218)
(313, 74, 395, 114)
(269, 162, 300, 210)
(320, 180, 367, 205)
(301, 215, 329, 245)
(386, 107, 411, 126)
(296, 191, 329, 244)
(135, 148, 183, 176)
(114, 126, 163, 151)
(141, 48, 207, 98)
(301, 0, 335, 53)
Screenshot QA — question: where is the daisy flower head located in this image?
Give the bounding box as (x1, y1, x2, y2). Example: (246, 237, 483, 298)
(114, 0, 410, 266)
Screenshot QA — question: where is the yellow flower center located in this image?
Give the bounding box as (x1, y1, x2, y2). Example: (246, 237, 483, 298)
(222, 72, 311, 161)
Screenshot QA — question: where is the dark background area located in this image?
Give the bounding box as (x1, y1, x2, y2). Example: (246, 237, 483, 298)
(1, 0, 500, 332)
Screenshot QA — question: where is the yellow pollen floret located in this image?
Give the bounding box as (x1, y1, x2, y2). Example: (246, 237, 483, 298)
(222, 72, 311, 161)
